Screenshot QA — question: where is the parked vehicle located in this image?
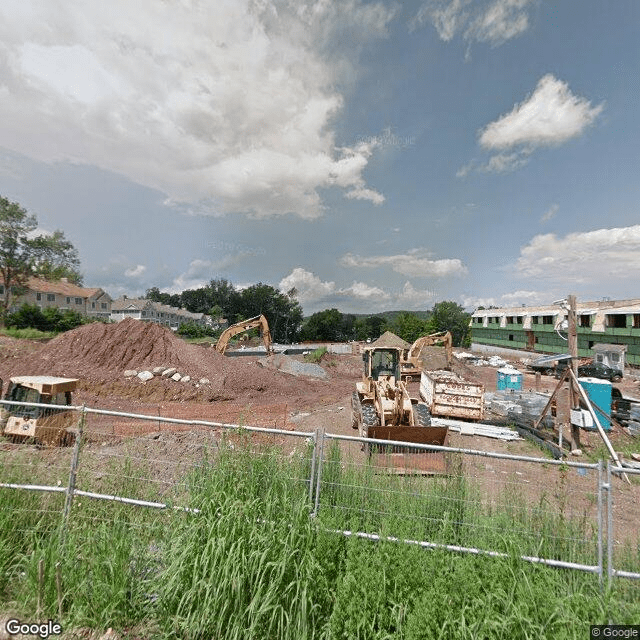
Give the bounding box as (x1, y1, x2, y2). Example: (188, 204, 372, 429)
(555, 360, 622, 382)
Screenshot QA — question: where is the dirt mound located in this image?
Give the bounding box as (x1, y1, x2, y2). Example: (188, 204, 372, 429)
(0, 319, 332, 403)
(36, 318, 196, 373)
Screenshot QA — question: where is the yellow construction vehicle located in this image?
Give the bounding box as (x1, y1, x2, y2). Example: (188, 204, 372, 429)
(401, 331, 453, 381)
(214, 314, 273, 355)
(0, 376, 79, 446)
(351, 343, 448, 448)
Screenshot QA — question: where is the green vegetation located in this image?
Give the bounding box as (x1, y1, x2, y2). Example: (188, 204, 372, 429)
(147, 280, 303, 343)
(4, 303, 89, 333)
(0, 195, 82, 319)
(300, 302, 471, 346)
(304, 346, 327, 363)
(0, 326, 58, 339)
(0, 441, 637, 639)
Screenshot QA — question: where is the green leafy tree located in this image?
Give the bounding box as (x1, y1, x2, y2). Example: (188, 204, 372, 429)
(145, 287, 181, 308)
(0, 196, 83, 318)
(385, 312, 431, 343)
(427, 301, 471, 347)
(301, 309, 345, 342)
(5, 304, 85, 332)
(236, 283, 303, 343)
(354, 315, 386, 341)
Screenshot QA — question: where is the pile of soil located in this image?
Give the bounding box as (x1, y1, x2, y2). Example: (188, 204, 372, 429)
(0, 319, 315, 403)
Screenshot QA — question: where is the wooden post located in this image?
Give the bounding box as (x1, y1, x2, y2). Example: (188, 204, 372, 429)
(567, 295, 581, 451)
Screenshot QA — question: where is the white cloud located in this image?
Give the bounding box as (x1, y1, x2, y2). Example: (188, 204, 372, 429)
(516, 225, 640, 283)
(0, 0, 394, 218)
(341, 249, 468, 278)
(124, 264, 146, 278)
(397, 281, 437, 306)
(461, 74, 604, 175)
(279, 267, 336, 302)
(479, 75, 604, 151)
(342, 281, 389, 300)
(167, 259, 218, 293)
(461, 290, 547, 310)
(541, 204, 559, 223)
(411, 0, 534, 46)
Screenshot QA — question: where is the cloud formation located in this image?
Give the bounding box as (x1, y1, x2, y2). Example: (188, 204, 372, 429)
(541, 204, 559, 223)
(0, 0, 393, 218)
(411, 0, 535, 46)
(340, 249, 468, 278)
(516, 225, 640, 283)
(460, 74, 604, 174)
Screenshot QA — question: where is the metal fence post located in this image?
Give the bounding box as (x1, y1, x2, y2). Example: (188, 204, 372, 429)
(312, 428, 325, 518)
(606, 460, 613, 586)
(597, 459, 603, 590)
(61, 405, 85, 543)
(308, 429, 319, 506)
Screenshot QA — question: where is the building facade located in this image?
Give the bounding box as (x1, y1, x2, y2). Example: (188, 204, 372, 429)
(2, 277, 112, 320)
(470, 298, 640, 366)
(110, 296, 216, 330)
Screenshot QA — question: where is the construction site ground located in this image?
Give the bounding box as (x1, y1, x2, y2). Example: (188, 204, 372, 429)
(1, 320, 639, 546)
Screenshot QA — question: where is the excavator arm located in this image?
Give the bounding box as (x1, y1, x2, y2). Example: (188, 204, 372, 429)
(405, 331, 453, 371)
(214, 315, 273, 355)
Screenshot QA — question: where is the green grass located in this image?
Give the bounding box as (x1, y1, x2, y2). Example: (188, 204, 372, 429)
(304, 346, 327, 363)
(0, 327, 58, 339)
(0, 440, 638, 639)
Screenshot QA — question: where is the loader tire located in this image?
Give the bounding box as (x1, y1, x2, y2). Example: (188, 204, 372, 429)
(351, 391, 362, 430)
(413, 403, 432, 427)
(361, 403, 380, 428)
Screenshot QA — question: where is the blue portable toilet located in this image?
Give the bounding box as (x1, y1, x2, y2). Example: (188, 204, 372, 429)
(578, 377, 612, 431)
(497, 367, 523, 391)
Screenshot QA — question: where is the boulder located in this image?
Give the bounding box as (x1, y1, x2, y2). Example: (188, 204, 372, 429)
(137, 371, 154, 382)
(124, 370, 138, 378)
(181, 375, 191, 383)
(162, 368, 177, 378)
(171, 372, 182, 381)
(152, 366, 166, 375)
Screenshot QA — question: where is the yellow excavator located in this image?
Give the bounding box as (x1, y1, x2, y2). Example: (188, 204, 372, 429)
(214, 314, 274, 355)
(401, 331, 453, 381)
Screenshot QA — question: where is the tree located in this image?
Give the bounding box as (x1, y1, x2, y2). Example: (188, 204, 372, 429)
(301, 309, 345, 342)
(385, 312, 431, 344)
(0, 196, 83, 316)
(236, 283, 303, 343)
(427, 301, 471, 347)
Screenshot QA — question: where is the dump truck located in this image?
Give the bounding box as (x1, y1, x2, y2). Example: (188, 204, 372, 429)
(214, 314, 273, 355)
(419, 370, 484, 421)
(0, 376, 79, 446)
(351, 344, 448, 449)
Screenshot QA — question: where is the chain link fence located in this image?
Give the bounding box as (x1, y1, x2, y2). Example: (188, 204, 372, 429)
(1, 400, 638, 585)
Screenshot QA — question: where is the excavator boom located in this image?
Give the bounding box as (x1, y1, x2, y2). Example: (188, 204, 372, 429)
(214, 315, 273, 355)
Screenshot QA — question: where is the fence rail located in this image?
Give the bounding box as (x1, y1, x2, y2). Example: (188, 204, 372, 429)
(1, 400, 639, 585)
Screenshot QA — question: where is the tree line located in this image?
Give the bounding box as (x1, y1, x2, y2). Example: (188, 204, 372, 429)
(1, 195, 471, 344)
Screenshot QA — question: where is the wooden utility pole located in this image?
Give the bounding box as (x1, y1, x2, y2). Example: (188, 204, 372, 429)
(567, 294, 581, 450)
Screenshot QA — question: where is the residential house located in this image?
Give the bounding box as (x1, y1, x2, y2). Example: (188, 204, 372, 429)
(110, 296, 215, 329)
(3, 277, 112, 319)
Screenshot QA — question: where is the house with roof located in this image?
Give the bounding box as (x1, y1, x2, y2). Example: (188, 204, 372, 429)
(110, 296, 216, 330)
(2, 277, 112, 319)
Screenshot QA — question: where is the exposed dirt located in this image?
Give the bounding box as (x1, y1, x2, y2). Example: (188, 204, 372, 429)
(1, 324, 638, 551)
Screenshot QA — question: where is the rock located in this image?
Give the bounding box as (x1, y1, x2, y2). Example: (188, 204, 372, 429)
(162, 368, 177, 377)
(137, 371, 154, 382)
(152, 366, 166, 375)
(570, 448, 582, 456)
(124, 370, 138, 378)
(199, 378, 210, 385)
(171, 372, 182, 381)
(181, 375, 191, 383)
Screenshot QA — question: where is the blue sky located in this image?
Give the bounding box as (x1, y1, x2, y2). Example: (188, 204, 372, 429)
(0, 0, 638, 314)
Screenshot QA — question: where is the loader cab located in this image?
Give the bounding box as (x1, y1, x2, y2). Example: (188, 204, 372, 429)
(1, 376, 78, 445)
(363, 348, 401, 382)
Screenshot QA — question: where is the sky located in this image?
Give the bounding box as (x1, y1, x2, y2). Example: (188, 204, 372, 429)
(0, 0, 638, 315)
